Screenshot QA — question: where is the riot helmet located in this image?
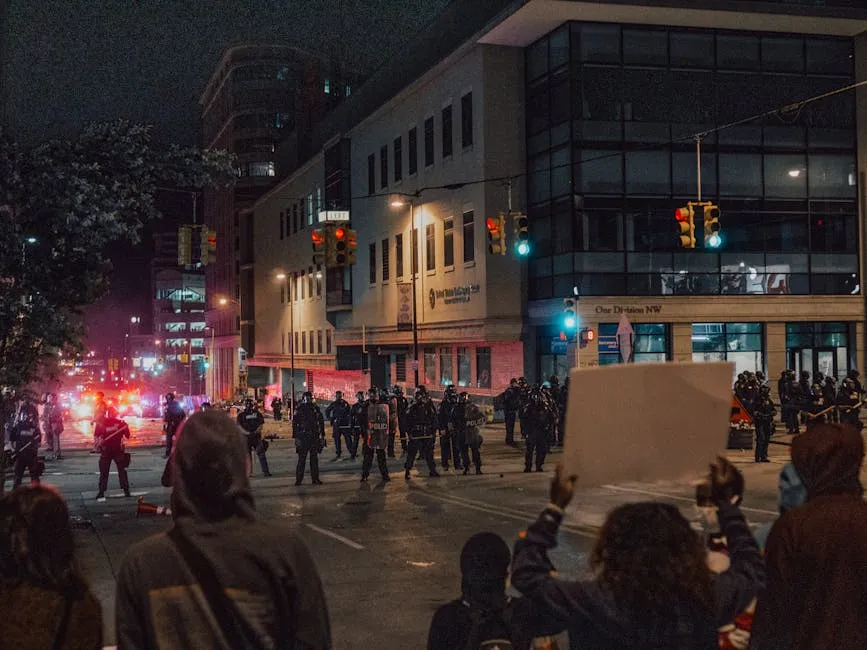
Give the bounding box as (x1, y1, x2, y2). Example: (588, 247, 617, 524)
(414, 386, 428, 400)
(18, 402, 39, 425)
(335, 391, 343, 400)
(356, 391, 365, 402)
(244, 398, 256, 411)
(848, 368, 860, 379)
(392, 385, 403, 396)
(301, 391, 313, 403)
(759, 385, 771, 396)
(458, 391, 469, 404)
(367, 388, 378, 402)
(165, 392, 174, 402)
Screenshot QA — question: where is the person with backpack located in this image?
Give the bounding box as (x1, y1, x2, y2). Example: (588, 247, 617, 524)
(115, 410, 332, 649)
(427, 531, 560, 650)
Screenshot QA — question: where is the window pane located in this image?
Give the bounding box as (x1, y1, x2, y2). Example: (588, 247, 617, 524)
(393, 137, 402, 183)
(476, 347, 491, 388)
(527, 37, 548, 81)
(457, 347, 471, 387)
(463, 211, 475, 263)
(424, 117, 434, 166)
(810, 253, 857, 273)
(552, 209, 574, 254)
(381, 238, 390, 282)
(763, 213, 809, 252)
(764, 154, 807, 198)
(395, 233, 404, 277)
(623, 28, 667, 66)
(380, 145, 388, 189)
(551, 146, 571, 198)
(672, 152, 716, 198)
(670, 32, 714, 68)
(626, 151, 671, 195)
(719, 154, 762, 197)
(442, 105, 453, 158)
(580, 24, 620, 63)
(577, 150, 622, 194)
(461, 92, 474, 148)
(806, 38, 852, 75)
(368, 243, 376, 284)
(440, 347, 453, 385)
(717, 34, 759, 70)
(408, 127, 418, 175)
(549, 26, 569, 69)
(444, 218, 455, 267)
(692, 323, 725, 352)
(580, 211, 621, 251)
(810, 211, 857, 253)
(809, 154, 857, 199)
(426, 223, 435, 271)
(424, 347, 436, 385)
(762, 36, 804, 73)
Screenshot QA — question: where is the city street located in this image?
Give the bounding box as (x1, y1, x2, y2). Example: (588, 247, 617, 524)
(22, 423, 807, 649)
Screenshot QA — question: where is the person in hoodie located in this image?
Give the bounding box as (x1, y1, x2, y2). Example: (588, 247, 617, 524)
(115, 410, 331, 650)
(752, 462, 807, 553)
(511, 458, 764, 649)
(752, 422, 867, 649)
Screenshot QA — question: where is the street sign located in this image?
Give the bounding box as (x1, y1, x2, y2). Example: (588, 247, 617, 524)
(317, 210, 350, 223)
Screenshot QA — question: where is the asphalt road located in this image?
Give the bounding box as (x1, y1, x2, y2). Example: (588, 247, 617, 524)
(9, 424, 803, 649)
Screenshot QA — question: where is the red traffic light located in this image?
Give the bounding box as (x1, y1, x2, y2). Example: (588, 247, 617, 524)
(334, 227, 346, 240)
(486, 217, 499, 234)
(311, 230, 325, 246)
(674, 207, 691, 222)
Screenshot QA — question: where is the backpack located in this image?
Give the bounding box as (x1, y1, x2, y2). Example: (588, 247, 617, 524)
(463, 601, 516, 650)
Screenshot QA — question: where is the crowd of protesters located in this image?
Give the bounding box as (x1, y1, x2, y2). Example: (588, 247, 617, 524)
(0, 403, 864, 647)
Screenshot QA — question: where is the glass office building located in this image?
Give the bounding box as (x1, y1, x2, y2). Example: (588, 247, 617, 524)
(526, 22, 861, 382)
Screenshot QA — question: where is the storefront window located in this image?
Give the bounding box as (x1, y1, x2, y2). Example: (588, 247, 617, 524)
(598, 323, 670, 364)
(457, 347, 471, 387)
(440, 347, 454, 385)
(692, 322, 764, 377)
(424, 347, 436, 385)
(785, 322, 853, 380)
(476, 347, 491, 388)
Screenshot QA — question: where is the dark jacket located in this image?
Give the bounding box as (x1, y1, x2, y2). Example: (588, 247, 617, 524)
(293, 403, 324, 440)
(115, 411, 331, 649)
(237, 409, 264, 434)
(511, 502, 764, 649)
(503, 386, 520, 412)
(752, 424, 867, 649)
(350, 399, 368, 430)
(0, 581, 102, 650)
(407, 398, 438, 439)
(96, 416, 130, 453)
(163, 400, 185, 431)
(324, 399, 351, 427)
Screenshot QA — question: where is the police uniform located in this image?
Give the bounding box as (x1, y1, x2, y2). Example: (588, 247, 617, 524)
(348, 393, 367, 460)
(752, 389, 776, 463)
(502, 381, 520, 445)
(325, 393, 353, 458)
(237, 402, 271, 477)
(452, 394, 484, 475)
(437, 387, 462, 471)
(523, 388, 554, 473)
(9, 404, 41, 489)
(361, 392, 390, 482)
(294, 395, 325, 485)
(163, 394, 186, 458)
(404, 389, 439, 479)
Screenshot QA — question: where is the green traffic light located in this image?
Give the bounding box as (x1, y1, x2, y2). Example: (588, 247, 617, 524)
(516, 241, 530, 256)
(708, 234, 722, 248)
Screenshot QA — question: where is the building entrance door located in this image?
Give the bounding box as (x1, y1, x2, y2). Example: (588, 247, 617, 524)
(789, 348, 839, 381)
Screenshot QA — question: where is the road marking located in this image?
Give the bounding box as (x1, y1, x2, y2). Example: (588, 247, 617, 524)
(601, 484, 778, 516)
(304, 523, 365, 550)
(412, 488, 598, 539)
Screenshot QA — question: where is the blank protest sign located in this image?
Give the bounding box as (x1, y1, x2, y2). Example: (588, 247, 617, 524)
(563, 362, 733, 487)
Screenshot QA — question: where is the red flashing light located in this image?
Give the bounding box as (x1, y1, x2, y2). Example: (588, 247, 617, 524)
(486, 217, 499, 234)
(674, 207, 690, 222)
(311, 230, 325, 246)
(334, 227, 346, 240)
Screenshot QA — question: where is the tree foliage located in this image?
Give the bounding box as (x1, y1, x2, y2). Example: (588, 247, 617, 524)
(0, 120, 235, 391)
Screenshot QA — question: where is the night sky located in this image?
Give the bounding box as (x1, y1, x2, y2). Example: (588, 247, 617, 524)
(2, 0, 450, 355)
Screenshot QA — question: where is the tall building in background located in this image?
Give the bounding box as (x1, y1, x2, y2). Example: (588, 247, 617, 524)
(200, 43, 360, 400)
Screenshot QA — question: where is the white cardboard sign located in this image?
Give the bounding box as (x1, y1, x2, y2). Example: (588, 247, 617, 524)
(562, 362, 733, 487)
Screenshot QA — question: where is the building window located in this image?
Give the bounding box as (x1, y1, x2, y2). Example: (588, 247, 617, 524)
(785, 322, 851, 379)
(279, 211, 284, 240)
(408, 127, 418, 175)
(424, 116, 434, 167)
(426, 223, 436, 271)
(462, 210, 475, 263)
(442, 105, 453, 158)
(300, 271, 306, 299)
(395, 353, 407, 382)
(461, 92, 473, 148)
(316, 264, 322, 296)
(326, 329, 332, 354)
(380, 145, 388, 189)
(476, 346, 491, 388)
(457, 347, 471, 387)
(367, 154, 375, 195)
(598, 323, 669, 364)
(424, 347, 437, 384)
(317, 330, 323, 354)
(292, 204, 298, 233)
(282, 332, 285, 354)
(692, 323, 764, 377)
(381, 238, 390, 282)
(443, 217, 454, 267)
(307, 194, 314, 226)
(294, 331, 298, 353)
(292, 272, 298, 301)
(440, 347, 453, 385)
(248, 161, 275, 177)
(393, 137, 402, 183)
(369, 242, 376, 284)
(412, 228, 419, 275)
(395, 233, 404, 278)
(302, 331, 307, 354)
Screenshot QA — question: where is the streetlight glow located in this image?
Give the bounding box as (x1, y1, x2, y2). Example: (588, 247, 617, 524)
(218, 297, 228, 306)
(25, 237, 37, 244)
(389, 200, 405, 208)
(275, 273, 286, 280)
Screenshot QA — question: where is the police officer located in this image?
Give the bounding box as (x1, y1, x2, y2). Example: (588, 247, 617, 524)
(163, 392, 186, 458)
(548, 376, 562, 447)
(558, 376, 570, 445)
(293, 392, 325, 485)
(823, 375, 839, 423)
(752, 385, 776, 463)
(452, 392, 484, 475)
(9, 401, 41, 489)
(348, 391, 367, 460)
(95, 407, 131, 499)
(392, 385, 409, 456)
(42, 392, 64, 461)
(237, 398, 272, 477)
(361, 388, 390, 482)
(502, 378, 520, 446)
(325, 391, 352, 460)
(91, 391, 109, 454)
(517, 377, 531, 441)
(523, 387, 554, 473)
(271, 395, 283, 422)
(404, 386, 439, 480)
(437, 385, 461, 471)
(838, 375, 862, 428)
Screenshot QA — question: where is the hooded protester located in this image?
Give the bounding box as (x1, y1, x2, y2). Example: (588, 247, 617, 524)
(427, 532, 559, 650)
(115, 411, 331, 649)
(753, 462, 807, 552)
(512, 459, 764, 649)
(752, 423, 867, 649)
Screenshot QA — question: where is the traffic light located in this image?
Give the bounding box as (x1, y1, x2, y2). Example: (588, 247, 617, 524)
(178, 226, 192, 266)
(198, 227, 216, 266)
(346, 228, 358, 265)
(332, 226, 348, 266)
(513, 212, 530, 256)
(703, 204, 722, 249)
(486, 213, 506, 255)
(562, 298, 577, 331)
(675, 205, 696, 249)
(203, 356, 210, 369)
(579, 327, 596, 349)
(311, 228, 326, 265)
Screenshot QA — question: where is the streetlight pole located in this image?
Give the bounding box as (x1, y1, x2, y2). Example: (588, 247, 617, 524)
(409, 199, 420, 388)
(275, 273, 296, 416)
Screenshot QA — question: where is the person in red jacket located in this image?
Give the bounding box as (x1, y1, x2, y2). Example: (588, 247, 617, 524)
(752, 423, 867, 649)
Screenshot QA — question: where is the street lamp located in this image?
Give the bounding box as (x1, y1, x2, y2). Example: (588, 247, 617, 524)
(275, 271, 296, 416)
(390, 194, 421, 388)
